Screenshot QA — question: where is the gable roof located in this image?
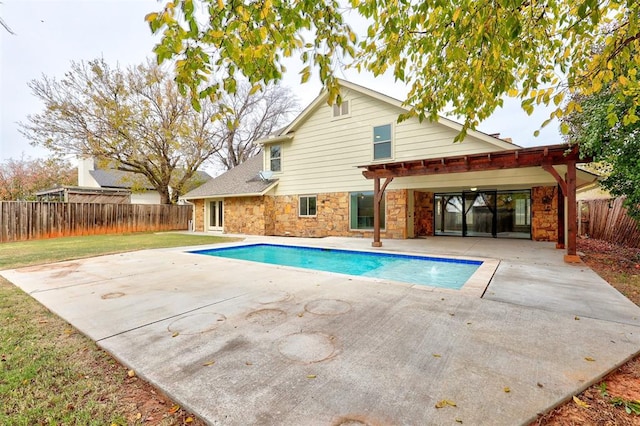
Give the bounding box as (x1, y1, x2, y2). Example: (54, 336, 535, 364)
(181, 152, 277, 199)
(257, 79, 518, 151)
(91, 169, 212, 191)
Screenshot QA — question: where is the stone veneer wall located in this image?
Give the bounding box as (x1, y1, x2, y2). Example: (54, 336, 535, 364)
(531, 185, 558, 241)
(193, 199, 205, 232)
(385, 189, 408, 239)
(270, 190, 407, 239)
(414, 191, 434, 237)
(264, 196, 275, 235)
(272, 193, 349, 237)
(223, 196, 269, 235)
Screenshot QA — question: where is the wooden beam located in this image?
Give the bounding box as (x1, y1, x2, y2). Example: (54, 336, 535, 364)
(556, 183, 565, 249)
(564, 160, 580, 263)
(372, 177, 381, 247)
(541, 164, 567, 195)
(372, 177, 393, 248)
(361, 144, 591, 179)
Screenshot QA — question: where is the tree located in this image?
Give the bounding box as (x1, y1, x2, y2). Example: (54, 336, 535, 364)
(213, 81, 298, 170)
(562, 88, 640, 220)
(146, 0, 639, 140)
(0, 2, 15, 35)
(0, 155, 76, 201)
(20, 59, 222, 204)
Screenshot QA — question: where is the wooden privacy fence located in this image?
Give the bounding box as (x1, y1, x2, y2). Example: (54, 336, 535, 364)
(0, 201, 193, 243)
(579, 197, 640, 248)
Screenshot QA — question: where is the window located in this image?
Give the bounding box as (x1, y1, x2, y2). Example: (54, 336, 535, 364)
(373, 124, 392, 160)
(299, 195, 317, 217)
(350, 191, 385, 229)
(332, 100, 349, 118)
(270, 144, 281, 172)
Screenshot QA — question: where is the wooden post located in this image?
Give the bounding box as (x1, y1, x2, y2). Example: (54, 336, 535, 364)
(372, 177, 382, 247)
(556, 183, 565, 249)
(372, 177, 393, 247)
(564, 160, 580, 263)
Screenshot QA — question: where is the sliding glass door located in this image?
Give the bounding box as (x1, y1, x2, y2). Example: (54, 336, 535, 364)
(435, 190, 530, 239)
(463, 191, 496, 237)
(434, 194, 463, 236)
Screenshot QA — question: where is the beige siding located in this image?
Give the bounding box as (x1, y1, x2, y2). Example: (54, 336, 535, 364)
(131, 191, 162, 204)
(267, 88, 517, 196)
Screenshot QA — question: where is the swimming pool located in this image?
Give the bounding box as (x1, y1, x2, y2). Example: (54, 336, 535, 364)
(190, 244, 483, 289)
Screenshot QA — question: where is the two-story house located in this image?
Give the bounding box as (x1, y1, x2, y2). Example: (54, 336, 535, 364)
(182, 80, 595, 251)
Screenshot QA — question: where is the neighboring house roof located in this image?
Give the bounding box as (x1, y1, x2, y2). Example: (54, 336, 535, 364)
(90, 169, 212, 191)
(90, 169, 156, 190)
(181, 152, 277, 199)
(256, 79, 518, 151)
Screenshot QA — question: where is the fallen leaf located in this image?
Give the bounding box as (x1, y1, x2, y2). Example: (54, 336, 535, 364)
(435, 399, 457, 408)
(202, 360, 215, 366)
(573, 395, 590, 408)
(574, 316, 580, 320)
(135, 412, 142, 420)
(307, 374, 317, 379)
(172, 332, 180, 338)
(185, 417, 194, 423)
(432, 354, 442, 358)
(127, 370, 136, 378)
(168, 404, 180, 414)
(504, 387, 511, 393)
(585, 356, 596, 362)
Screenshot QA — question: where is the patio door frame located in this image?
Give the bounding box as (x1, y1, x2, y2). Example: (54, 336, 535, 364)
(208, 199, 224, 232)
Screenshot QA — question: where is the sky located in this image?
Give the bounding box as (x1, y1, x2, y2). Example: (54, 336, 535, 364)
(0, 0, 564, 171)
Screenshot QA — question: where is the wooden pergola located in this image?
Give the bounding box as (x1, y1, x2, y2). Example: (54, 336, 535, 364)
(359, 144, 593, 263)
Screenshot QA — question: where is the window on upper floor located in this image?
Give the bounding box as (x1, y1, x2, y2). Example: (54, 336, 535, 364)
(332, 100, 350, 118)
(270, 144, 281, 172)
(299, 195, 317, 217)
(373, 124, 392, 160)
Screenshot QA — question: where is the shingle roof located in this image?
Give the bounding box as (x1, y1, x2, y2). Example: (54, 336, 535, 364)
(90, 169, 156, 190)
(182, 152, 277, 199)
(90, 169, 212, 191)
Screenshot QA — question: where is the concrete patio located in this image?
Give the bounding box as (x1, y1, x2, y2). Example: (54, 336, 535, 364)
(2, 236, 640, 425)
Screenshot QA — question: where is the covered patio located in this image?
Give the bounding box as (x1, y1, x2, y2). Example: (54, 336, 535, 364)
(360, 144, 594, 262)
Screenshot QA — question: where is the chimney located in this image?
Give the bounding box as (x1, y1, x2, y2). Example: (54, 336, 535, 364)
(77, 156, 99, 187)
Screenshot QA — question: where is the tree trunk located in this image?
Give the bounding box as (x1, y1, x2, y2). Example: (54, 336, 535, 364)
(158, 186, 171, 204)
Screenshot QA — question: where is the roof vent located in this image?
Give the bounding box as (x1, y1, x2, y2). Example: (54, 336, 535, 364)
(258, 170, 274, 181)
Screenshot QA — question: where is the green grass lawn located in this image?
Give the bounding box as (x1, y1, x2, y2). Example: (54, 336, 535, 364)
(0, 232, 236, 425)
(0, 232, 237, 270)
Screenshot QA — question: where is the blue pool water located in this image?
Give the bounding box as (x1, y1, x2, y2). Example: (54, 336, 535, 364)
(190, 244, 482, 289)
